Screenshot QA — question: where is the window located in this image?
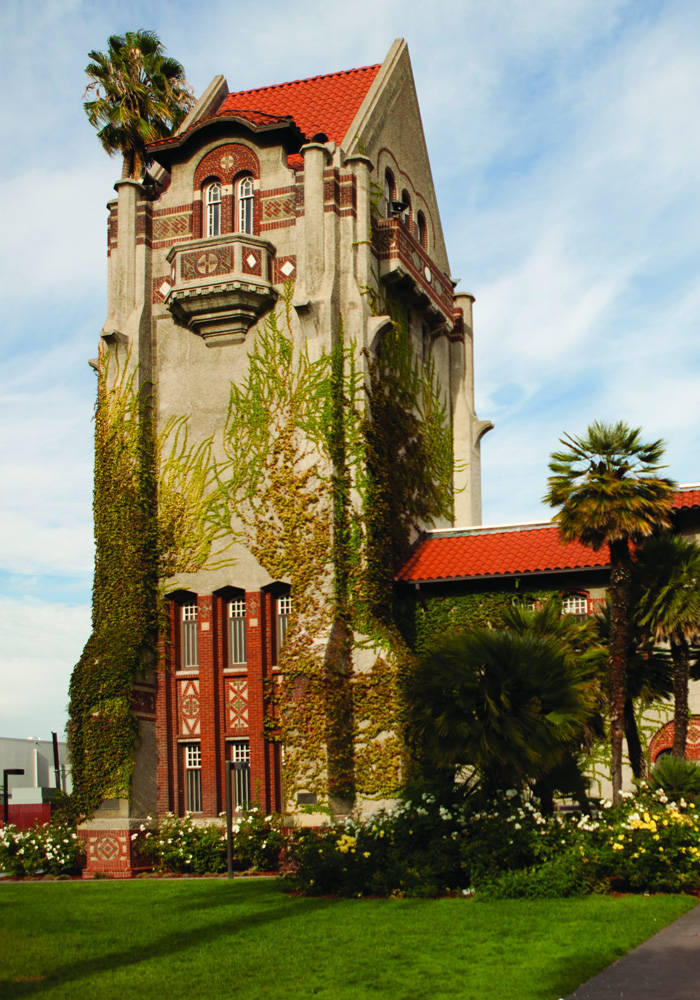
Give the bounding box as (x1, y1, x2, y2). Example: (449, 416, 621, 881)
(237, 175, 254, 234)
(417, 211, 427, 250)
(384, 169, 395, 217)
(205, 181, 222, 237)
(277, 594, 292, 653)
(229, 599, 247, 667)
(562, 594, 589, 618)
(230, 739, 250, 809)
(400, 189, 412, 228)
(181, 603, 198, 668)
(184, 742, 202, 813)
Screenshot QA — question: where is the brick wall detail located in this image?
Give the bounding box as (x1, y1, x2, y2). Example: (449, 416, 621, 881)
(178, 679, 201, 736)
(649, 717, 700, 762)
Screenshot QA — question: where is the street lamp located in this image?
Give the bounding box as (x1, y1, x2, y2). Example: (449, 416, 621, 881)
(3, 769, 25, 826)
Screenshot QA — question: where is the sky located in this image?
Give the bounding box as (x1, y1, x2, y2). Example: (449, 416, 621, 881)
(2, 0, 700, 739)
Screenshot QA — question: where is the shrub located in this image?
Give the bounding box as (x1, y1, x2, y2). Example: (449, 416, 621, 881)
(583, 790, 700, 893)
(478, 850, 602, 899)
(648, 756, 700, 803)
(138, 809, 285, 874)
(0, 822, 83, 877)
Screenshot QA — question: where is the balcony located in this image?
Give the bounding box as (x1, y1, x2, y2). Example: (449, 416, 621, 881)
(372, 219, 455, 329)
(164, 234, 277, 346)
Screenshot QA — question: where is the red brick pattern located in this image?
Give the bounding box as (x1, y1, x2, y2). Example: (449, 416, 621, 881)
(155, 589, 283, 818)
(273, 255, 297, 283)
(373, 218, 454, 321)
(649, 717, 700, 762)
(242, 247, 263, 276)
(178, 679, 201, 736)
(181, 245, 234, 280)
(227, 678, 249, 730)
(193, 144, 261, 192)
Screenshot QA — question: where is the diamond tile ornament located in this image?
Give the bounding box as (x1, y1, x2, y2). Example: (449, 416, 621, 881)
(280, 260, 295, 277)
(159, 281, 171, 298)
(424, 266, 432, 284)
(246, 253, 257, 269)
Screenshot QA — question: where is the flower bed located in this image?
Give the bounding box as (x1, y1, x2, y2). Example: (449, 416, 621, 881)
(136, 808, 285, 875)
(0, 822, 83, 877)
(287, 787, 700, 898)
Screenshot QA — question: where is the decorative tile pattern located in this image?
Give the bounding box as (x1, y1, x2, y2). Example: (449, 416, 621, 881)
(178, 679, 201, 736)
(242, 248, 262, 275)
(181, 246, 233, 280)
(274, 255, 296, 283)
(227, 678, 249, 730)
(153, 214, 192, 240)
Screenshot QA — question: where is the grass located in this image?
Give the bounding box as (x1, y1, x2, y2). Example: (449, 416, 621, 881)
(0, 878, 694, 999)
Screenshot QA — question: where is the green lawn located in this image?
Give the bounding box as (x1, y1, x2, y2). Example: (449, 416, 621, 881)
(0, 878, 694, 999)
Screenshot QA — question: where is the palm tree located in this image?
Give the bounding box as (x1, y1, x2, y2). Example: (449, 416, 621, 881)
(84, 30, 194, 180)
(635, 535, 700, 758)
(544, 421, 675, 802)
(404, 628, 595, 794)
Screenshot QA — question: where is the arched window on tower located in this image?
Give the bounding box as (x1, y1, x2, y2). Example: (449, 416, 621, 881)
(384, 169, 395, 217)
(417, 211, 428, 250)
(205, 181, 222, 237)
(400, 189, 412, 229)
(237, 175, 254, 234)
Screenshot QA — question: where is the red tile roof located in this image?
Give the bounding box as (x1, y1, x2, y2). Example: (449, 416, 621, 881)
(674, 488, 700, 509)
(397, 486, 700, 584)
(216, 64, 381, 145)
(397, 525, 609, 584)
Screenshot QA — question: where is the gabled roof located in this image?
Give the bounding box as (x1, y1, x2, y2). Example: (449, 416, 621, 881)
(397, 485, 700, 584)
(216, 64, 381, 145)
(148, 63, 381, 165)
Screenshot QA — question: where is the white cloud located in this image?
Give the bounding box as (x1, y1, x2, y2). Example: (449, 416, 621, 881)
(0, 599, 90, 739)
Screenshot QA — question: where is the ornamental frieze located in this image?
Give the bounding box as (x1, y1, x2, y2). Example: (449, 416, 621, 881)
(181, 246, 234, 281)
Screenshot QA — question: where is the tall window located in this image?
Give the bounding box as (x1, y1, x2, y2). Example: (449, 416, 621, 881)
(400, 189, 412, 228)
(230, 739, 250, 809)
(181, 603, 198, 669)
(229, 599, 247, 667)
(205, 181, 222, 237)
(184, 743, 202, 813)
(237, 176, 254, 234)
(277, 595, 292, 653)
(384, 169, 395, 217)
(417, 211, 427, 250)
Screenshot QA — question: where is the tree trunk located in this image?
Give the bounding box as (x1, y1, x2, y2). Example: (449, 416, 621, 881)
(671, 633, 690, 758)
(608, 539, 633, 803)
(624, 696, 646, 780)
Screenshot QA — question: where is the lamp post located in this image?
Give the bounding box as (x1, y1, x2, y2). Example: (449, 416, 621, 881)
(2, 769, 25, 826)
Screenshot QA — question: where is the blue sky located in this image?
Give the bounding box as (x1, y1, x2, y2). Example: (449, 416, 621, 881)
(2, 0, 700, 738)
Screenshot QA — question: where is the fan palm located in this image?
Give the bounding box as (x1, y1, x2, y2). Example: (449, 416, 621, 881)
(404, 628, 595, 793)
(84, 30, 194, 180)
(635, 534, 700, 758)
(544, 421, 675, 801)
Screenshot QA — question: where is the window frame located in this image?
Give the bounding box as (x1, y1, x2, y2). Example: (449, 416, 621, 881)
(183, 741, 202, 813)
(237, 175, 254, 234)
(180, 602, 199, 670)
(228, 598, 247, 669)
(205, 180, 222, 238)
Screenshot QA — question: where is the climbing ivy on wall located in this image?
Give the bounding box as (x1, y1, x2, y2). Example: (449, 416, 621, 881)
(69, 348, 226, 819)
(68, 350, 158, 817)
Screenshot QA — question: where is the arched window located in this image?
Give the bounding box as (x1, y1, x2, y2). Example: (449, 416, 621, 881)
(205, 181, 222, 237)
(384, 169, 395, 217)
(237, 175, 254, 234)
(417, 211, 428, 250)
(400, 189, 412, 228)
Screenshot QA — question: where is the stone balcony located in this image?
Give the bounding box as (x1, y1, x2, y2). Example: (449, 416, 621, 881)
(164, 234, 277, 346)
(372, 218, 455, 330)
